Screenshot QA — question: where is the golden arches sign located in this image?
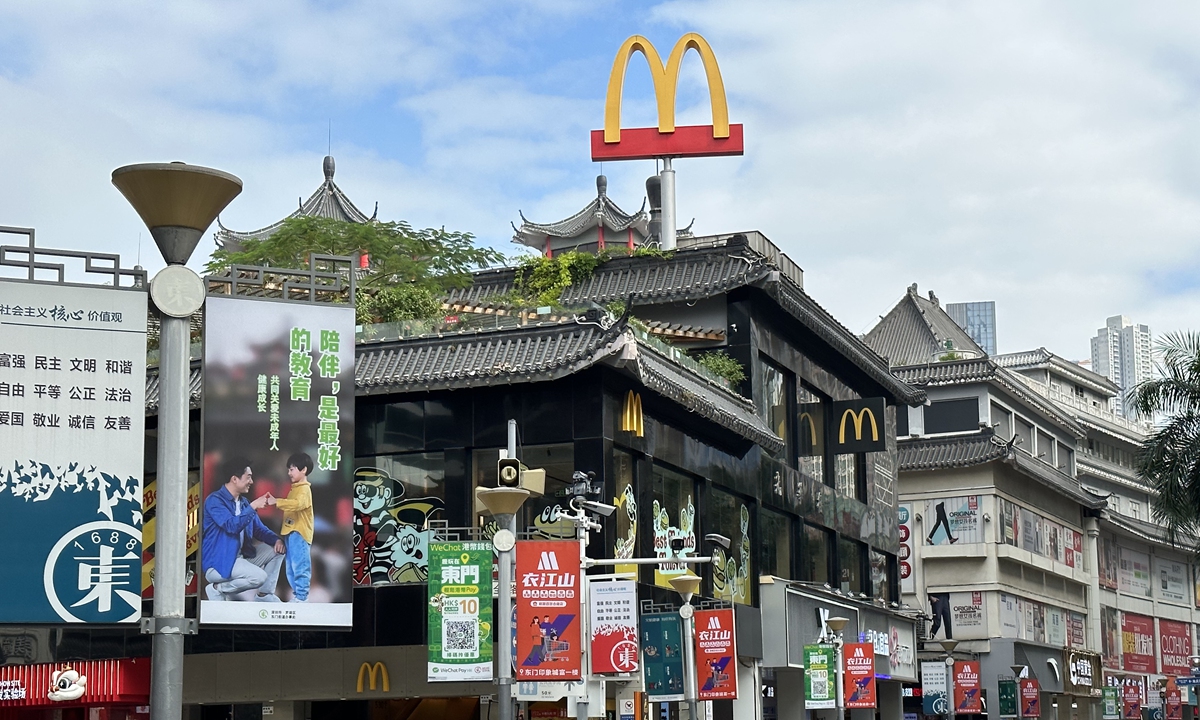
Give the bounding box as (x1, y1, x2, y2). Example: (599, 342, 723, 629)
(621, 390, 644, 437)
(357, 662, 390, 693)
(838, 408, 879, 445)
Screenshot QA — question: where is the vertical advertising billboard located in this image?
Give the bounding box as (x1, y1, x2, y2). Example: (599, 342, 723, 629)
(805, 645, 837, 709)
(1121, 683, 1142, 720)
(642, 612, 685, 702)
(954, 661, 983, 714)
(1120, 612, 1156, 673)
(921, 660, 948, 715)
(1019, 679, 1041, 718)
(842, 642, 876, 709)
(589, 580, 639, 675)
(428, 541, 493, 682)
(200, 296, 354, 626)
(516, 540, 582, 680)
(0, 281, 147, 623)
(695, 608, 737, 701)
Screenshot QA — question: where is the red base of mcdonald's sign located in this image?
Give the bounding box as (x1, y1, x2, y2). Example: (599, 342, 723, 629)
(591, 124, 744, 161)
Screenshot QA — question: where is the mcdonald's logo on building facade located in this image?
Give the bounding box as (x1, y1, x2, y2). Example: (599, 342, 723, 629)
(621, 391, 645, 437)
(591, 33, 745, 161)
(357, 662, 390, 693)
(798, 402, 825, 457)
(829, 398, 888, 454)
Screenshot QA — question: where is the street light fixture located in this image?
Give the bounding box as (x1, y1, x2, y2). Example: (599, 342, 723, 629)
(112, 162, 242, 720)
(477, 486, 530, 720)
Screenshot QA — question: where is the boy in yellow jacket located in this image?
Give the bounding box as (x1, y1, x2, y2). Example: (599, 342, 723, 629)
(268, 452, 314, 602)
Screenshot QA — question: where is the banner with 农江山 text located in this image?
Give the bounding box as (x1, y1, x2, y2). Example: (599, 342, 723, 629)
(695, 608, 737, 701)
(0, 281, 147, 623)
(842, 642, 875, 709)
(516, 540, 581, 680)
(200, 296, 354, 627)
(954, 661, 983, 714)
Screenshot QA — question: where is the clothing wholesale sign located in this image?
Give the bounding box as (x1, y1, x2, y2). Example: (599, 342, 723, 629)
(516, 540, 582, 680)
(805, 645, 837, 710)
(588, 580, 639, 675)
(641, 612, 685, 702)
(954, 661, 983, 714)
(427, 542, 493, 682)
(1159, 619, 1192, 676)
(842, 642, 876, 709)
(694, 608, 737, 701)
(200, 296, 355, 627)
(0, 281, 147, 623)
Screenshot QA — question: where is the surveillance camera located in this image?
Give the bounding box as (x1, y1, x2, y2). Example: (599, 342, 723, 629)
(577, 499, 617, 517)
(669, 537, 687, 553)
(704, 533, 731, 550)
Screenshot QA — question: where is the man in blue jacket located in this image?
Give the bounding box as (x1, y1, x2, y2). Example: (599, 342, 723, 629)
(202, 457, 286, 601)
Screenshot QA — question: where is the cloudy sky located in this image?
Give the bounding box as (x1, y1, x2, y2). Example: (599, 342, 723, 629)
(2, 0, 1198, 361)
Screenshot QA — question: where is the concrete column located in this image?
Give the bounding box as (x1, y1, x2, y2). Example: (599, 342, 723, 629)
(877, 681, 903, 720)
(732, 662, 760, 720)
(1084, 517, 1104, 653)
(775, 669, 807, 720)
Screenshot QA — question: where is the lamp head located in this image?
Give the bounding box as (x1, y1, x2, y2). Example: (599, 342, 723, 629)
(939, 639, 959, 655)
(476, 486, 531, 517)
(1010, 665, 1027, 679)
(826, 616, 849, 633)
(669, 574, 701, 603)
(112, 162, 242, 265)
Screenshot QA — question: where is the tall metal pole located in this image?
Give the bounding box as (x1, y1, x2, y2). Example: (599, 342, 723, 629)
(149, 312, 190, 720)
(682, 609, 699, 720)
(497, 518, 516, 720)
(835, 634, 845, 720)
(659, 158, 677, 251)
(946, 655, 956, 720)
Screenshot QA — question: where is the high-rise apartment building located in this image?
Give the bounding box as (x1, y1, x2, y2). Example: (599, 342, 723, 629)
(1090, 315, 1152, 418)
(946, 300, 997, 355)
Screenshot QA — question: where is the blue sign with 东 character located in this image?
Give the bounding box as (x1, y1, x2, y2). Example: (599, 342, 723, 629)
(0, 280, 148, 623)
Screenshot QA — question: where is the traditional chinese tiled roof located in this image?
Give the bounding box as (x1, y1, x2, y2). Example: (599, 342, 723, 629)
(993, 347, 1120, 396)
(215, 156, 375, 252)
(446, 238, 924, 406)
(864, 284, 987, 366)
(145, 361, 202, 412)
(899, 430, 1107, 509)
(355, 318, 784, 453)
(512, 175, 648, 247)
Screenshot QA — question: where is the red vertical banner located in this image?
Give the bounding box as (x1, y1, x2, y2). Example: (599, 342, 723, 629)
(1019, 679, 1041, 718)
(1121, 683, 1142, 720)
(515, 540, 582, 680)
(1166, 680, 1183, 720)
(842, 643, 877, 709)
(694, 608, 738, 700)
(954, 661, 983, 714)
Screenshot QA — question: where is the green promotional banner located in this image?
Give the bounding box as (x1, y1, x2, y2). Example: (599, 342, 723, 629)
(428, 542, 493, 682)
(999, 680, 1019, 717)
(641, 612, 686, 702)
(1103, 687, 1120, 720)
(805, 644, 836, 709)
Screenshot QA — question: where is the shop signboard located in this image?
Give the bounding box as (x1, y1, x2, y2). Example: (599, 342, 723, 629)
(0, 657, 149, 707)
(1120, 612, 1156, 673)
(954, 661, 982, 714)
(925, 496, 983, 545)
(1065, 649, 1101, 696)
(1159, 619, 1192, 676)
(1019, 678, 1041, 718)
(200, 296, 355, 626)
(0, 280, 147, 624)
(641, 612, 685, 702)
(695, 608, 737, 701)
(516, 540, 582, 680)
(1102, 687, 1120, 719)
(589, 580, 639, 675)
(998, 680, 1018, 717)
(898, 504, 914, 594)
(427, 541, 493, 681)
(922, 660, 948, 715)
(1122, 683, 1142, 720)
(805, 644, 837, 709)
(842, 642, 876, 709)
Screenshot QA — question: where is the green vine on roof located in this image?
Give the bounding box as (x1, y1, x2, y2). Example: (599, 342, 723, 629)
(513, 251, 599, 307)
(695, 350, 746, 385)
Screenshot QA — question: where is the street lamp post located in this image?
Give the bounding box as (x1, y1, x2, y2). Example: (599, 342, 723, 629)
(941, 640, 959, 720)
(670, 575, 703, 720)
(477, 486, 531, 720)
(112, 162, 242, 720)
(827, 616, 849, 720)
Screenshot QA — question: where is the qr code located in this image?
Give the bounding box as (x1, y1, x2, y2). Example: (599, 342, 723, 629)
(810, 669, 827, 699)
(443, 619, 478, 657)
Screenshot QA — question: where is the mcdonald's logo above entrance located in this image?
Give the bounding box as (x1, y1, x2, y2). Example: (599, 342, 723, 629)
(830, 398, 888, 454)
(356, 662, 390, 693)
(592, 33, 745, 162)
(621, 391, 645, 437)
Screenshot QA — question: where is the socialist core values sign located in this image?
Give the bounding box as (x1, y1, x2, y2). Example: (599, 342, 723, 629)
(694, 608, 738, 701)
(589, 580, 640, 675)
(516, 540, 582, 680)
(843, 642, 877, 709)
